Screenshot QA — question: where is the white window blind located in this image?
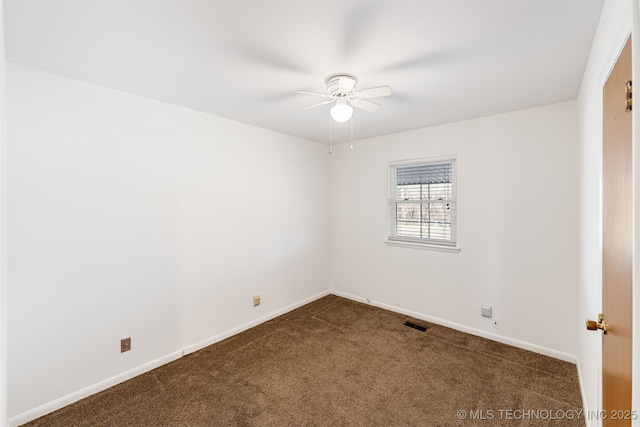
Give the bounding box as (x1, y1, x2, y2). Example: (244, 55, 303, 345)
(388, 157, 457, 246)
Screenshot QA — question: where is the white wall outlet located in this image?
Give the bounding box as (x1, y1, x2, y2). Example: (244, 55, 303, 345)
(481, 304, 492, 318)
(493, 318, 500, 329)
(253, 295, 261, 307)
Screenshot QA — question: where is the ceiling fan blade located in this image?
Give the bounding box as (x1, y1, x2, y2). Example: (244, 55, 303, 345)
(355, 86, 392, 98)
(378, 53, 451, 72)
(351, 99, 380, 112)
(340, 5, 379, 59)
(301, 100, 335, 111)
(237, 44, 307, 74)
(298, 90, 331, 98)
(339, 76, 356, 93)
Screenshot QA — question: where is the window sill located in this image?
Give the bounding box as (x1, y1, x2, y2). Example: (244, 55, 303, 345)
(385, 239, 461, 253)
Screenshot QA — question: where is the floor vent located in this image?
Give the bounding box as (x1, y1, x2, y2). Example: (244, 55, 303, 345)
(404, 321, 427, 332)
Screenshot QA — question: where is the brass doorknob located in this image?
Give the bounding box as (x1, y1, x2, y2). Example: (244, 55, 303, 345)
(586, 313, 608, 334)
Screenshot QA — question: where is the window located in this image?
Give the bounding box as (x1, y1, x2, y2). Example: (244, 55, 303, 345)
(388, 157, 457, 248)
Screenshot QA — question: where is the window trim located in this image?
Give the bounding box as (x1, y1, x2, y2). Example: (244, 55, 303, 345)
(384, 239, 461, 253)
(387, 155, 459, 252)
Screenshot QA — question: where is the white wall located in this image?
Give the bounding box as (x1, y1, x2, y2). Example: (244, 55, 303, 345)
(0, 2, 7, 426)
(575, 1, 632, 425)
(6, 64, 330, 422)
(330, 101, 579, 358)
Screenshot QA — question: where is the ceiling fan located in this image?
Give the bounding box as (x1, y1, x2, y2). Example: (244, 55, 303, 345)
(299, 74, 392, 123)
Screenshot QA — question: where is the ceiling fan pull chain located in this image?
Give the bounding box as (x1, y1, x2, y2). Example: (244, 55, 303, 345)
(329, 114, 333, 154)
(350, 115, 354, 149)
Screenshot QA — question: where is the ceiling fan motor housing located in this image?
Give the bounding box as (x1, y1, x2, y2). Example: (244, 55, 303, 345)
(326, 74, 357, 96)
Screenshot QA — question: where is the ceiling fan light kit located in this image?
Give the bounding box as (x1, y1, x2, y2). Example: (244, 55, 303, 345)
(330, 98, 353, 123)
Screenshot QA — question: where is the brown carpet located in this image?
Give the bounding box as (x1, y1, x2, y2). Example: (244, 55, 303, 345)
(24, 295, 584, 426)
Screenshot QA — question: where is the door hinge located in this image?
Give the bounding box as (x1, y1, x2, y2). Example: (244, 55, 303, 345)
(626, 80, 632, 112)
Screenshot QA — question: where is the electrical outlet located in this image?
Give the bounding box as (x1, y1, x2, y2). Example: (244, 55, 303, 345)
(121, 337, 131, 353)
(492, 319, 500, 329)
(253, 295, 261, 307)
(481, 305, 492, 318)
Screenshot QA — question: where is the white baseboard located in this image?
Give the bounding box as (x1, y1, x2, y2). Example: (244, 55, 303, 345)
(182, 290, 330, 355)
(330, 289, 577, 363)
(8, 290, 330, 427)
(575, 357, 594, 427)
(8, 350, 183, 427)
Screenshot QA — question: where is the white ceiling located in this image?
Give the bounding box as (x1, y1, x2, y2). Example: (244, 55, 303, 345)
(3, 0, 604, 144)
